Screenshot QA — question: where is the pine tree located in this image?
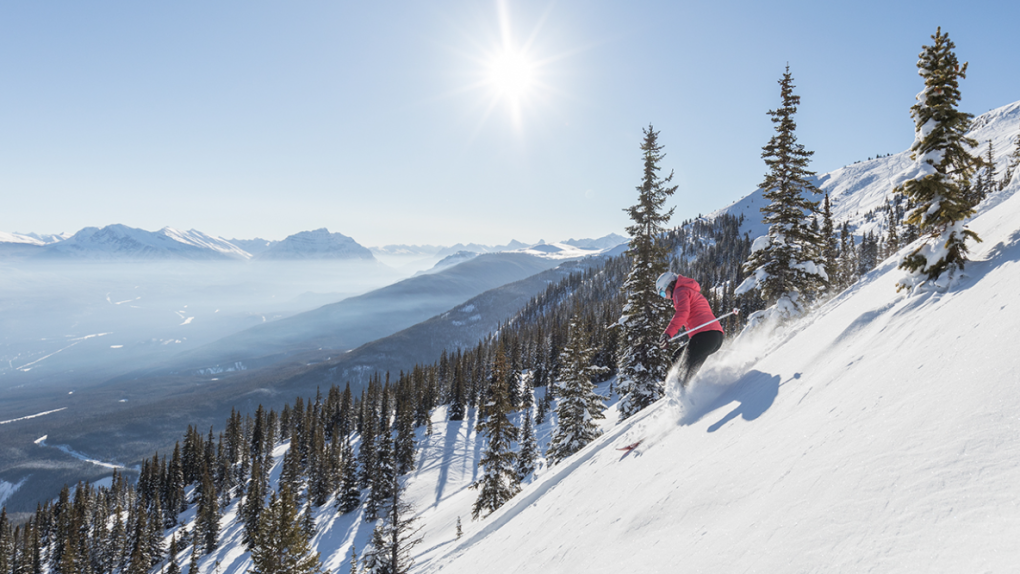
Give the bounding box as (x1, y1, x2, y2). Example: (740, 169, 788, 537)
(895, 27, 982, 292)
(516, 404, 540, 481)
(360, 474, 422, 574)
(166, 535, 182, 574)
(187, 535, 200, 574)
(471, 345, 520, 519)
(821, 192, 839, 287)
(737, 65, 827, 320)
(547, 313, 608, 465)
(0, 509, 10, 574)
(1003, 127, 1020, 188)
(617, 125, 676, 419)
(250, 487, 323, 574)
(196, 467, 220, 555)
(336, 435, 361, 515)
(243, 455, 268, 550)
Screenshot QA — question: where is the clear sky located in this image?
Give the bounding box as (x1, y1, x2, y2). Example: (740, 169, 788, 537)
(2, 0, 1018, 247)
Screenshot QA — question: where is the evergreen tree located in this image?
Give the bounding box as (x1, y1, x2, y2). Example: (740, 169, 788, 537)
(166, 535, 181, 574)
(1003, 128, 1020, 188)
(243, 456, 268, 550)
(821, 192, 839, 286)
(359, 474, 422, 574)
(250, 487, 323, 574)
(393, 382, 417, 476)
(0, 509, 10, 574)
(336, 435, 361, 515)
(471, 345, 520, 519)
(516, 404, 540, 481)
(195, 467, 220, 555)
(367, 409, 396, 520)
(187, 534, 200, 574)
(617, 125, 676, 419)
(547, 314, 608, 465)
(737, 65, 827, 320)
(885, 201, 901, 257)
(974, 139, 996, 205)
(895, 27, 982, 292)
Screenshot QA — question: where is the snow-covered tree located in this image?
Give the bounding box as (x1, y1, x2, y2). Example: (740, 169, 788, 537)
(547, 314, 608, 465)
(516, 404, 540, 481)
(1004, 127, 1020, 189)
(195, 467, 219, 555)
(737, 65, 827, 320)
(336, 435, 361, 515)
(617, 125, 676, 419)
(471, 344, 520, 519)
(895, 27, 982, 292)
(359, 474, 422, 574)
(250, 486, 323, 574)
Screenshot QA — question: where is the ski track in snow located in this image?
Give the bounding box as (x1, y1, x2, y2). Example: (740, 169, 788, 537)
(35, 437, 131, 470)
(0, 407, 67, 425)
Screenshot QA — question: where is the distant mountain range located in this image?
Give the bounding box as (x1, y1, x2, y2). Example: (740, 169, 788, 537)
(0, 225, 375, 262)
(2, 225, 628, 264)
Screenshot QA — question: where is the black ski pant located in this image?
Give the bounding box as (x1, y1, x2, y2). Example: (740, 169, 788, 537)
(675, 330, 724, 387)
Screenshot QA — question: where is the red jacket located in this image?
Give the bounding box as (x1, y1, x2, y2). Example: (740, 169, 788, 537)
(664, 275, 723, 339)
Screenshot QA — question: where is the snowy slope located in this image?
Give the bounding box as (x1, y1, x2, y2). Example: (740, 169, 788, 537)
(158, 228, 252, 260)
(419, 145, 1020, 572)
(713, 100, 1020, 242)
(173, 173, 1020, 573)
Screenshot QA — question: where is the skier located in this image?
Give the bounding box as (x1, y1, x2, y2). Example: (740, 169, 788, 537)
(655, 271, 725, 387)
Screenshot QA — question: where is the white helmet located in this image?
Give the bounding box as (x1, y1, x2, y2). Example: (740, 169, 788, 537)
(655, 271, 678, 298)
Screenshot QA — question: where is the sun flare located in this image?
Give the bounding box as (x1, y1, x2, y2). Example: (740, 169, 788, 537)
(487, 49, 535, 101)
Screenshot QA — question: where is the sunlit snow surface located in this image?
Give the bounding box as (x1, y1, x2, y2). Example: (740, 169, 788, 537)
(419, 107, 1020, 573)
(145, 102, 1020, 573)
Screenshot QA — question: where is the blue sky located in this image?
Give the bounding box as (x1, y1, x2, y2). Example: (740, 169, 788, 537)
(2, 0, 1018, 247)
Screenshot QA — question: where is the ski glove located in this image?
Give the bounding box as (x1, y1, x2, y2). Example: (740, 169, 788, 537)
(657, 332, 670, 349)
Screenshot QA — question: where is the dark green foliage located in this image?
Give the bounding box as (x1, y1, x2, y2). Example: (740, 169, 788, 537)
(617, 125, 677, 418)
(516, 403, 540, 481)
(896, 27, 982, 291)
(250, 487, 323, 574)
(472, 344, 521, 519)
(547, 313, 608, 465)
(359, 474, 422, 574)
(738, 66, 826, 319)
(196, 467, 220, 555)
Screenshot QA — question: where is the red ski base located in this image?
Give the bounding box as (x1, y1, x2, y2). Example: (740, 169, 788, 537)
(617, 441, 641, 451)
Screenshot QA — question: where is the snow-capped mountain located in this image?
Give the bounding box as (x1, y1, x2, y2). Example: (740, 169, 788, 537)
(561, 233, 628, 251)
(34, 224, 249, 260)
(254, 228, 375, 260)
(433, 239, 529, 259)
(0, 231, 69, 245)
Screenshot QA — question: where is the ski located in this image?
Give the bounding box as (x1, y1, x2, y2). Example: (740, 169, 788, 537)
(617, 441, 641, 451)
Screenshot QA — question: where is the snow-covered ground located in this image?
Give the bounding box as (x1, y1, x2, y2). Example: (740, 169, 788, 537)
(166, 101, 1020, 574)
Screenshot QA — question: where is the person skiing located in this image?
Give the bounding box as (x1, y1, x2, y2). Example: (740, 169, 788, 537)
(655, 271, 724, 387)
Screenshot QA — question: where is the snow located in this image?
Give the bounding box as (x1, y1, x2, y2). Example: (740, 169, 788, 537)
(26, 100, 1020, 573)
(0, 478, 28, 507)
(0, 407, 67, 425)
(417, 150, 1020, 574)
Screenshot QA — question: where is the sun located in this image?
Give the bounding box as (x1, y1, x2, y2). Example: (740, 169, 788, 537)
(487, 48, 536, 103)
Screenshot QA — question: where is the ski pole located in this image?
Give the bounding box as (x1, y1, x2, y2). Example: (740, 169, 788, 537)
(669, 308, 740, 345)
